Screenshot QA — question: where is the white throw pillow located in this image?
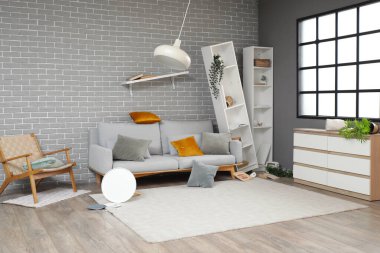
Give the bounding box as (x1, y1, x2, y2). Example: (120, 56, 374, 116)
(167, 134, 202, 156)
(325, 119, 345, 131)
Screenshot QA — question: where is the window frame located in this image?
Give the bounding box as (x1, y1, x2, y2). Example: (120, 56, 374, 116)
(296, 0, 380, 121)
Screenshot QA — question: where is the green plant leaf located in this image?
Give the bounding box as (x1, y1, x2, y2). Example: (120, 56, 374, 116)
(338, 118, 370, 142)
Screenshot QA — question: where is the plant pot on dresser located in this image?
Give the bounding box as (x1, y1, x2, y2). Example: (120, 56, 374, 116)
(293, 128, 380, 201)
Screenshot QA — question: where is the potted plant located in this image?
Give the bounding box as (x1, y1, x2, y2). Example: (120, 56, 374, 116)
(208, 55, 224, 99)
(338, 118, 375, 143)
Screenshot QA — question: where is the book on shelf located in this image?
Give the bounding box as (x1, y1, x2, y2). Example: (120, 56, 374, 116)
(129, 74, 143, 81)
(128, 74, 157, 81)
(139, 74, 157, 79)
(234, 171, 252, 181)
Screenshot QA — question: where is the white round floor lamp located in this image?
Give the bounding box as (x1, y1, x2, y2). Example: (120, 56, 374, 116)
(101, 168, 136, 204)
(154, 0, 191, 70)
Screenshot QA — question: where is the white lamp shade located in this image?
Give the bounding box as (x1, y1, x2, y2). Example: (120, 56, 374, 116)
(101, 168, 136, 203)
(154, 39, 191, 70)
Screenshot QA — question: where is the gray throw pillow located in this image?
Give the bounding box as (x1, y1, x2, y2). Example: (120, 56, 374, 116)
(187, 160, 218, 188)
(113, 135, 151, 161)
(201, 132, 231, 155)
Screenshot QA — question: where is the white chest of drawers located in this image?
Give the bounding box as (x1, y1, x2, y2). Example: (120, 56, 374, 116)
(293, 128, 380, 201)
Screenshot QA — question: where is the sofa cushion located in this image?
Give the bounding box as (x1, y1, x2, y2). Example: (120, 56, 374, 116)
(98, 122, 162, 155)
(170, 136, 204, 157)
(168, 134, 202, 155)
(129, 111, 161, 124)
(112, 135, 151, 161)
(113, 155, 178, 173)
(160, 120, 213, 154)
(201, 132, 231, 155)
(167, 154, 235, 169)
(187, 160, 218, 188)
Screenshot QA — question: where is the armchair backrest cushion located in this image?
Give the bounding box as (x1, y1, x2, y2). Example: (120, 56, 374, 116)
(0, 134, 43, 174)
(97, 122, 162, 155)
(160, 120, 213, 154)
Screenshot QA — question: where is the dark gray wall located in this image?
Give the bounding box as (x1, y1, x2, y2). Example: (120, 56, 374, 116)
(0, 0, 258, 191)
(259, 0, 367, 169)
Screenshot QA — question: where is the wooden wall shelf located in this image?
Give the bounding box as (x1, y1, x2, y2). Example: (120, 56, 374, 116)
(121, 71, 189, 96)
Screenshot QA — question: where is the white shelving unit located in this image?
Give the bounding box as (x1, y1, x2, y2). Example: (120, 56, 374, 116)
(121, 71, 189, 96)
(243, 46, 273, 170)
(202, 41, 258, 172)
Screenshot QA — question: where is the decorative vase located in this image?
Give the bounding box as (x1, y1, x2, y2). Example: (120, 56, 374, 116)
(225, 96, 234, 107)
(370, 122, 379, 134)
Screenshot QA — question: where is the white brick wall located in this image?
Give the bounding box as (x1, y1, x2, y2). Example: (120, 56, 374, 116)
(0, 0, 258, 191)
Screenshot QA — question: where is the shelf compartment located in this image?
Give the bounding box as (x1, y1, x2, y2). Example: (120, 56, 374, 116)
(242, 143, 253, 148)
(225, 103, 245, 111)
(222, 67, 246, 105)
(224, 64, 237, 70)
(254, 66, 271, 70)
(226, 107, 250, 132)
(210, 42, 236, 66)
(229, 124, 249, 132)
(254, 105, 271, 109)
(253, 84, 272, 88)
(253, 125, 272, 129)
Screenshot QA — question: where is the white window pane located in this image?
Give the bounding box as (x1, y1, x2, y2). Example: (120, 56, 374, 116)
(299, 44, 316, 67)
(338, 8, 357, 36)
(299, 18, 316, 43)
(319, 14, 335, 40)
(319, 41, 335, 66)
(338, 93, 356, 117)
(338, 65, 356, 90)
(319, 93, 335, 116)
(359, 93, 380, 118)
(318, 67, 335, 91)
(359, 33, 380, 61)
(360, 2, 380, 33)
(359, 63, 380, 90)
(299, 94, 316, 116)
(338, 38, 356, 64)
(299, 69, 316, 91)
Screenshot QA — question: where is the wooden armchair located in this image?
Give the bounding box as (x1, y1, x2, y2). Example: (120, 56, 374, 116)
(0, 133, 77, 203)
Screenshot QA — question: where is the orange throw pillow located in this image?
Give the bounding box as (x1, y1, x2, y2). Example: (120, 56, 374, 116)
(171, 136, 204, 157)
(129, 112, 161, 124)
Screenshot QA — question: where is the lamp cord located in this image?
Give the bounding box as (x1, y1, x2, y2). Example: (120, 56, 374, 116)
(178, 0, 191, 40)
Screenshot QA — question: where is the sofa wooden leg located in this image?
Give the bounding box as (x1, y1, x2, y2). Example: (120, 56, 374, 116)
(96, 173, 103, 185)
(230, 167, 235, 179)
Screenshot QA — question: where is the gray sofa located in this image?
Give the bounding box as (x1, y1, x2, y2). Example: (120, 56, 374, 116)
(88, 120, 243, 180)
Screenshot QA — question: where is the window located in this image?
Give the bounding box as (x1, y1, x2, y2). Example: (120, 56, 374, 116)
(297, 1, 380, 120)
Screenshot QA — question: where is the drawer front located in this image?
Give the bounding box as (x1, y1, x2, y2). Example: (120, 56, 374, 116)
(294, 149, 327, 168)
(294, 133, 327, 150)
(328, 136, 370, 156)
(328, 154, 371, 176)
(328, 172, 370, 195)
(294, 164, 327, 185)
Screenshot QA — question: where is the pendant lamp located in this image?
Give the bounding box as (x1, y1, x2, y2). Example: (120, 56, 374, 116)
(154, 0, 191, 70)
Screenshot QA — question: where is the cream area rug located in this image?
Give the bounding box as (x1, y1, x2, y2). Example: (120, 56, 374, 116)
(90, 179, 366, 243)
(3, 188, 90, 208)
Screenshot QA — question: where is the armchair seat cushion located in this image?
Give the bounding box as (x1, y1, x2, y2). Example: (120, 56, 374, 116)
(22, 157, 64, 170)
(167, 154, 235, 169)
(40, 163, 75, 173)
(113, 155, 178, 173)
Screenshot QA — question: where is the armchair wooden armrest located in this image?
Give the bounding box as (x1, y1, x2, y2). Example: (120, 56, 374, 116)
(0, 153, 32, 164)
(42, 147, 71, 156)
(43, 147, 72, 163)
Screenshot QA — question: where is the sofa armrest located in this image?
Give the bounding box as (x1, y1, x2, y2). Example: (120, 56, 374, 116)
(89, 144, 113, 175)
(229, 140, 243, 163)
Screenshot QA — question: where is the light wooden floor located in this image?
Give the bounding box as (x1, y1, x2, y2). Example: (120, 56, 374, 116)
(1, 173, 380, 253)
